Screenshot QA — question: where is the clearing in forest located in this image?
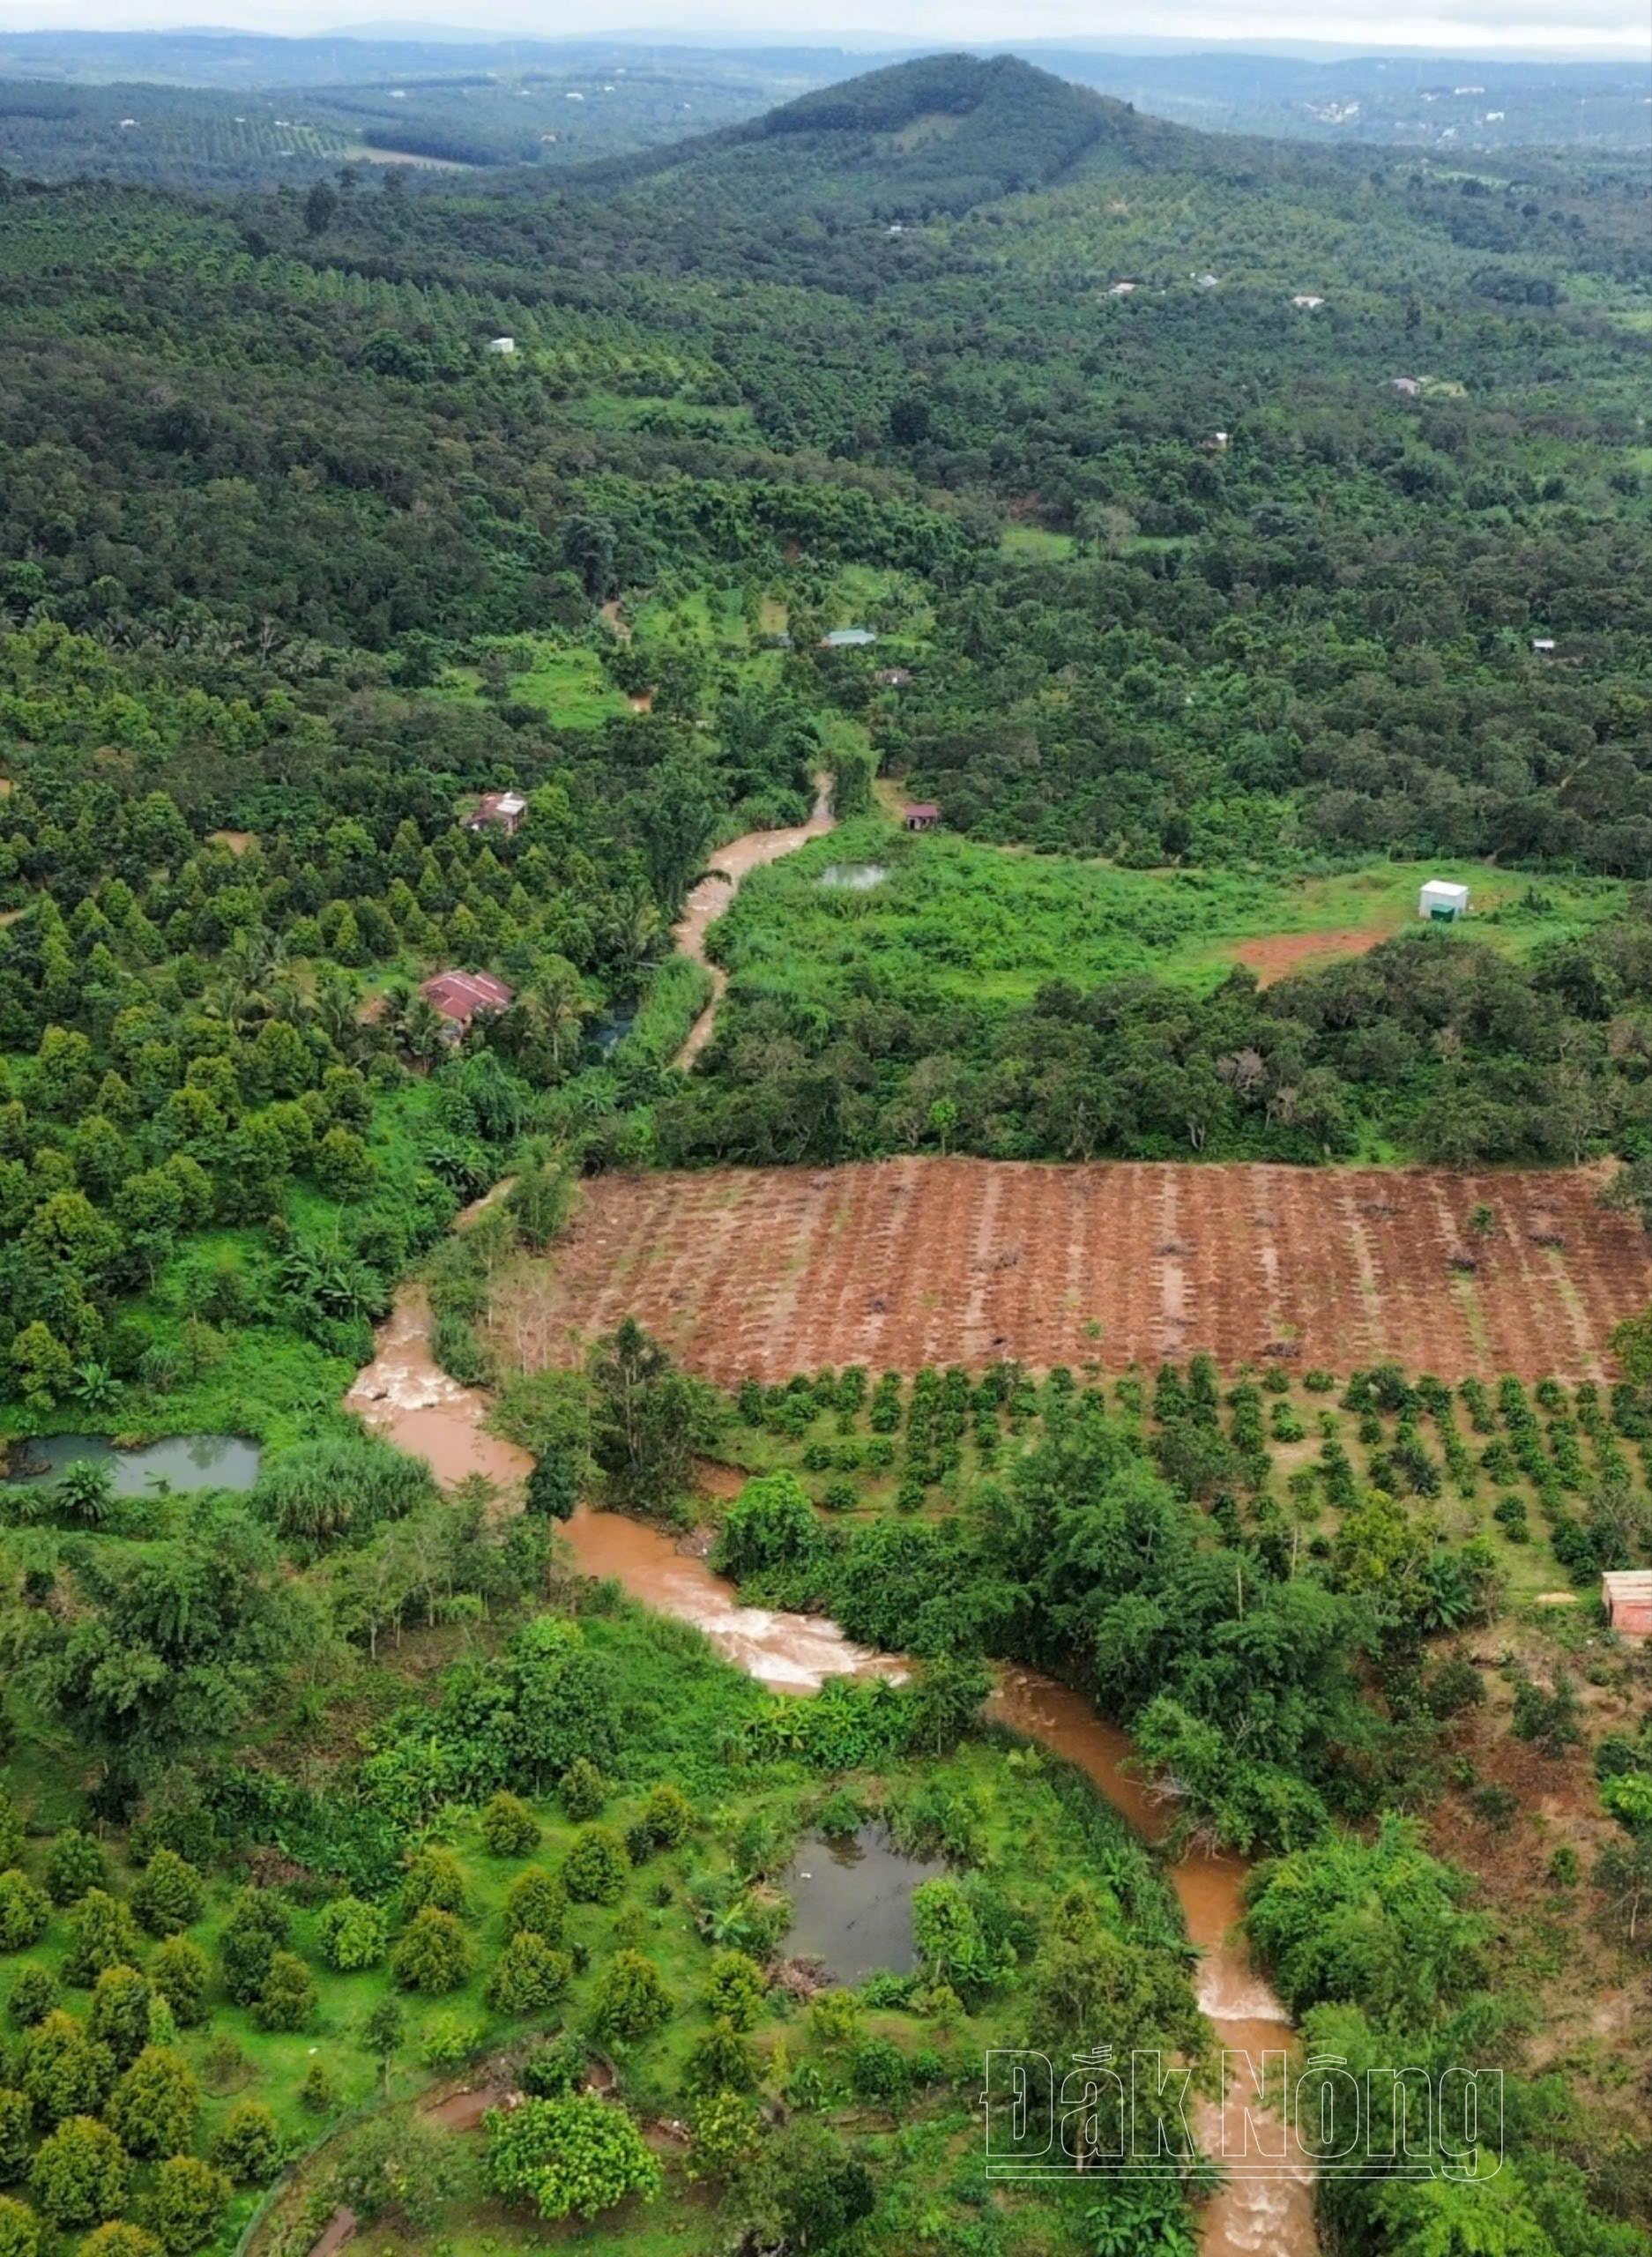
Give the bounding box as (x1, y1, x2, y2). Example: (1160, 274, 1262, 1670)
(492, 1158, 1652, 1383)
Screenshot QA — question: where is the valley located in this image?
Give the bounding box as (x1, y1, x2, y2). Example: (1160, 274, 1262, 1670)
(0, 34, 1649, 2257)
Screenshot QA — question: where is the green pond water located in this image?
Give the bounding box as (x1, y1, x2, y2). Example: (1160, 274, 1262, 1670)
(2, 1434, 262, 1494)
(779, 1827, 947, 1981)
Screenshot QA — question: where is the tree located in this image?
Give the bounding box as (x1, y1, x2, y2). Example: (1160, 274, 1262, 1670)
(398, 1848, 467, 1919)
(642, 1784, 693, 1849)
(145, 2156, 228, 2255)
(1245, 1817, 1488, 2022)
(478, 1793, 540, 1858)
(502, 1868, 565, 1946)
(107, 2047, 199, 2159)
(44, 1832, 107, 1907)
(130, 1852, 203, 1940)
(485, 1933, 572, 2015)
(486, 2093, 662, 2223)
(88, 1966, 156, 2068)
(0, 2198, 37, 2257)
(75, 2227, 161, 2257)
(6, 1965, 57, 2029)
(251, 1953, 317, 2033)
(147, 1940, 207, 2029)
(561, 1827, 628, 1905)
(0, 1871, 50, 1953)
(558, 1759, 606, 1821)
(685, 2017, 757, 2094)
(316, 1895, 387, 1972)
(586, 1319, 719, 1515)
(22, 2012, 115, 2124)
(391, 1910, 473, 1995)
(210, 2100, 283, 2184)
(703, 1950, 766, 2032)
(589, 1948, 670, 2043)
(360, 2001, 404, 2097)
(219, 1890, 291, 2007)
(685, 2087, 760, 2186)
(303, 180, 339, 236)
(0, 2089, 33, 2179)
(28, 2117, 129, 2227)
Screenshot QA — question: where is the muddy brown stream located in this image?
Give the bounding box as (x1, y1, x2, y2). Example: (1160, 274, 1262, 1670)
(347, 1279, 1314, 2256)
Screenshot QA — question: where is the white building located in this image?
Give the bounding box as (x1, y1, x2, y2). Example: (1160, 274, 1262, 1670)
(1419, 880, 1470, 922)
(1531, 637, 1556, 653)
(487, 337, 517, 355)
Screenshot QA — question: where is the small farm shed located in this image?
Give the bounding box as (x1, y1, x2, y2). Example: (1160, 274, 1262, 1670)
(465, 790, 527, 837)
(1531, 637, 1556, 653)
(1419, 880, 1470, 922)
(822, 627, 876, 648)
(1602, 1571, 1652, 1638)
(420, 969, 515, 1038)
(487, 337, 516, 355)
(904, 802, 941, 832)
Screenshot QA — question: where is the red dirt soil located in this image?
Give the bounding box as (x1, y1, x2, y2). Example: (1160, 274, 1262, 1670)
(500, 1158, 1652, 1383)
(1232, 926, 1388, 985)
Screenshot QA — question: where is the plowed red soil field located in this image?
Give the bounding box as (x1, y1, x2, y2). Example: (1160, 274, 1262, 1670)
(495, 1158, 1652, 1383)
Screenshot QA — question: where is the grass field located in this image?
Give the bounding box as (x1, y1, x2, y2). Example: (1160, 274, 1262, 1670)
(711, 816, 1628, 1008)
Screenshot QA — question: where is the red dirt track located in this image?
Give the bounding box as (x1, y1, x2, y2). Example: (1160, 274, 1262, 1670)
(504, 1159, 1652, 1383)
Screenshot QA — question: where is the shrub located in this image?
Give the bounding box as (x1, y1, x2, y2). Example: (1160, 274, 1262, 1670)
(391, 1910, 473, 1995)
(0, 1873, 50, 1955)
(252, 1954, 317, 2033)
(561, 1827, 628, 1905)
(589, 1949, 670, 2043)
(148, 1940, 208, 2030)
(76, 2229, 161, 2257)
(486, 2093, 661, 2223)
(398, 1848, 468, 1919)
(502, 1869, 565, 1946)
(298, 2062, 335, 2114)
(211, 2099, 283, 2184)
(218, 1890, 291, 2006)
(0, 2089, 32, 2178)
(88, 1967, 155, 2067)
(28, 2117, 130, 2227)
(130, 1854, 203, 1940)
(43, 1833, 106, 1908)
(316, 1896, 388, 1973)
(703, 1949, 766, 2032)
(485, 1933, 572, 2015)
(68, 1890, 149, 1992)
(848, 2034, 911, 2105)
(558, 1760, 606, 1821)
(479, 1793, 540, 1858)
(6, 1965, 57, 2028)
(145, 2156, 229, 2255)
(684, 2016, 757, 2094)
(22, 2011, 116, 2124)
(0, 1798, 23, 1873)
(642, 1784, 693, 1850)
(519, 2034, 587, 2100)
(108, 2047, 199, 2159)
(0, 2198, 36, 2257)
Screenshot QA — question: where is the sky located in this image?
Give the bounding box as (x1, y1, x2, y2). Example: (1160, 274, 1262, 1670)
(0, 0, 1648, 48)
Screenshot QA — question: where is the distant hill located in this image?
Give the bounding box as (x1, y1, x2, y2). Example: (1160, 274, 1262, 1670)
(569, 52, 1190, 220)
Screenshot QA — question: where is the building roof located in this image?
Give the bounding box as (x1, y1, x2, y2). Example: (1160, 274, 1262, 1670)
(904, 802, 941, 821)
(469, 791, 527, 824)
(420, 970, 515, 1023)
(823, 627, 875, 647)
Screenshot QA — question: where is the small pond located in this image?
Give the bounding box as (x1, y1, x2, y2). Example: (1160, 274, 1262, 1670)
(590, 1004, 638, 1057)
(817, 862, 889, 891)
(778, 1827, 947, 1981)
(1, 1434, 263, 1495)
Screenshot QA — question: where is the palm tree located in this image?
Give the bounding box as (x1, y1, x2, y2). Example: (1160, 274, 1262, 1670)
(521, 958, 592, 1073)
